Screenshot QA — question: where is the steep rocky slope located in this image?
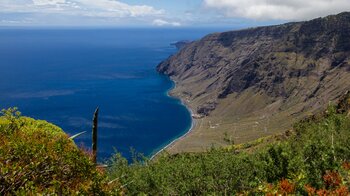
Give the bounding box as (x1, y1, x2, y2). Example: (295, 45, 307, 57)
(157, 12, 350, 153)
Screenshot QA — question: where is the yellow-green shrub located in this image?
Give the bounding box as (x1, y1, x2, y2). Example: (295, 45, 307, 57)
(0, 108, 115, 195)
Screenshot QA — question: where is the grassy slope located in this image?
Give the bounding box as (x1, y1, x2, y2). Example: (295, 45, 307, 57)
(107, 94, 350, 195)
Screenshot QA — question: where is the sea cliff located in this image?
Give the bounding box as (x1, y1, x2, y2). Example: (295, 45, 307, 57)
(158, 12, 350, 153)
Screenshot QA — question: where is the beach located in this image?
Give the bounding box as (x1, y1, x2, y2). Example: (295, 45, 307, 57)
(150, 79, 198, 160)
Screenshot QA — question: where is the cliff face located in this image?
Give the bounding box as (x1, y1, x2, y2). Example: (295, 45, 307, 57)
(157, 12, 350, 153)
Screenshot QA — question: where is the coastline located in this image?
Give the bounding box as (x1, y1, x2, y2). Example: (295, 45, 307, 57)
(150, 77, 197, 160)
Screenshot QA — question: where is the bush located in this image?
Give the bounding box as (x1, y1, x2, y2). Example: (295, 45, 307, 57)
(0, 108, 115, 195)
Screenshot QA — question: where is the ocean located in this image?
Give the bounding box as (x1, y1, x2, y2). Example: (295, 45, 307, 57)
(0, 28, 220, 161)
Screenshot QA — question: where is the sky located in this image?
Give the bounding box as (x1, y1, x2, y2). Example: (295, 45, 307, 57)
(0, 0, 349, 27)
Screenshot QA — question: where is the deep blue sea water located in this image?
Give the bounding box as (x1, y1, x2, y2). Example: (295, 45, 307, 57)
(0, 28, 221, 161)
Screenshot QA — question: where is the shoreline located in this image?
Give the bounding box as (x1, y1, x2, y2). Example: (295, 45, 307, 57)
(150, 78, 197, 160)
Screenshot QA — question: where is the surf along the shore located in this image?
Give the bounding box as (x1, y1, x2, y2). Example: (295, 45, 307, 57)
(150, 79, 197, 160)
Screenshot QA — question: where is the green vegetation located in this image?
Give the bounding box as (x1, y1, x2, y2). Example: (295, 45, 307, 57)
(0, 108, 122, 195)
(107, 97, 350, 195)
(1, 93, 350, 194)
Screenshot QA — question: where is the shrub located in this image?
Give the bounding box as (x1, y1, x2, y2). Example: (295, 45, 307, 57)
(0, 108, 115, 195)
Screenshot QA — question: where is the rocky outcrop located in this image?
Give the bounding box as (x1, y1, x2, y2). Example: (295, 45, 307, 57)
(171, 40, 192, 50)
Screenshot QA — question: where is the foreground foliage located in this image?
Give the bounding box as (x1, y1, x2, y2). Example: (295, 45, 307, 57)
(0, 108, 120, 195)
(1, 93, 350, 195)
(107, 95, 350, 195)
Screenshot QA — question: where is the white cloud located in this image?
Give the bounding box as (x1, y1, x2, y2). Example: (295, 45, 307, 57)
(76, 0, 163, 17)
(0, 0, 163, 18)
(32, 0, 66, 6)
(204, 0, 350, 20)
(152, 19, 181, 26)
